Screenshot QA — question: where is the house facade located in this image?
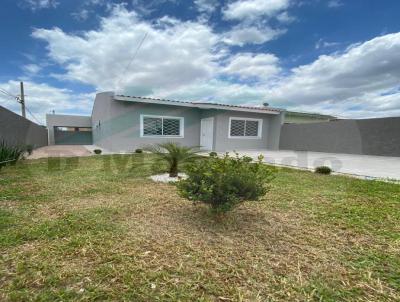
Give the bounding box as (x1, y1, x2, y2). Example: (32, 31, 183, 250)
(47, 92, 285, 152)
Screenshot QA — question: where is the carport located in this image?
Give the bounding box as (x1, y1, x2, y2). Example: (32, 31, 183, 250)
(46, 114, 93, 145)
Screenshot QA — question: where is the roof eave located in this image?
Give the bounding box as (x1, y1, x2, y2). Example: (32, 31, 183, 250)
(114, 95, 281, 115)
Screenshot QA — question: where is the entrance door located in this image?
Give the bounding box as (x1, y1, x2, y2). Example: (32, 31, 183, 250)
(200, 117, 214, 150)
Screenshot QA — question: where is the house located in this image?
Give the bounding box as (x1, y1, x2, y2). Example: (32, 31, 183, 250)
(46, 92, 285, 152)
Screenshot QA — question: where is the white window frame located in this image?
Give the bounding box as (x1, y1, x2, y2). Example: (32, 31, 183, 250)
(228, 117, 263, 139)
(140, 114, 184, 138)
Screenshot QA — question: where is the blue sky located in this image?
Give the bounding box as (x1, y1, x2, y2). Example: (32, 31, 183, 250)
(1, 0, 400, 123)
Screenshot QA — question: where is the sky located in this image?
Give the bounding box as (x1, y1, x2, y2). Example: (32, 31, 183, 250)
(1, 0, 400, 124)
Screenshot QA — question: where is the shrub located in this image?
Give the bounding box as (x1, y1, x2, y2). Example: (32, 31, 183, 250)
(25, 144, 34, 155)
(209, 151, 218, 157)
(0, 141, 25, 170)
(144, 142, 200, 177)
(135, 149, 143, 154)
(315, 166, 332, 175)
(177, 153, 274, 214)
(93, 149, 102, 155)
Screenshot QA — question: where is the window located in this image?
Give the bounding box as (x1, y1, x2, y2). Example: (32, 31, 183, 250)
(140, 115, 184, 137)
(229, 117, 262, 138)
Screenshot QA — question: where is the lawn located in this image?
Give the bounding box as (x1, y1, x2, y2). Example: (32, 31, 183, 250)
(0, 154, 399, 301)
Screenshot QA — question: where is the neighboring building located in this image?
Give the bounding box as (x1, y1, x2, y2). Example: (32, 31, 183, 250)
(46, 92, 285, 152)
(284, 111, 336, 124)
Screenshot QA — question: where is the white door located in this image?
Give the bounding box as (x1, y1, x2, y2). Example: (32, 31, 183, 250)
(200, 118, 214, 150)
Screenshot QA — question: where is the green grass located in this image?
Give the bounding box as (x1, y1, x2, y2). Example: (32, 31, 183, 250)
(0, 154, 399, 301)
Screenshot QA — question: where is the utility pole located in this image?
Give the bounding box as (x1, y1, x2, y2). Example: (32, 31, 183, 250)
(20, 81, 26, 118)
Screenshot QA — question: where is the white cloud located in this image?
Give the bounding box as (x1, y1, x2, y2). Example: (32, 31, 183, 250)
(194, 0, 219, 13)
(265, 33, 400, 117)
(223, 0, 290, 21)
(223, 25, 285, 46)
(221, 0, 292, 46)
(0, 81, 94, 124)
(222, 53, 280, 80)
(276, 11, 295, 23)
(327, 0, 343, 8)
(20, 0, 59, 11)
(23, 64, 42, 75)
(71, 9, 90, 21)
(70, 0, 110, 21)
(315, 38, 340, 49)
(157, 79, 271, 106)
(30, 5, 400, 119)
(33, 6, 221, 93)
(159, 33, 400, 118)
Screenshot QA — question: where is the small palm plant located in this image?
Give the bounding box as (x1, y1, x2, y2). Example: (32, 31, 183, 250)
(144, 142, 200, 177)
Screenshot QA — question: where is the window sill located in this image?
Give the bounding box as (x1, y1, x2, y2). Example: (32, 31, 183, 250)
(141, 135, 184, 138)
(228, 136, 262, 139)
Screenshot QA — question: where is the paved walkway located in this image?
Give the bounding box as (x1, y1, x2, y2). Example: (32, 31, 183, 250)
(28, 145, 92, 159)
(232, 150, 400, 181)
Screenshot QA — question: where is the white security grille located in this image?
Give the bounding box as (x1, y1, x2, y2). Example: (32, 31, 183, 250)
(163, 118, 180, 136)
(142, 116, 182, 137)
(230, 119, 245, 136)
(143, 117, 162, 136)
(245, 120, 259, 136)
(229, 118, 260, 137)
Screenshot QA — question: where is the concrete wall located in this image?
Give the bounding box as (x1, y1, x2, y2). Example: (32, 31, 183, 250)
(0, 105, 47, 148)
(279, 117, 400, 157)
(46, 114, 92, 145)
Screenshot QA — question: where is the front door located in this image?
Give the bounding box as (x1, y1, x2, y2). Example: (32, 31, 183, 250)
(200, 117, 214, 150)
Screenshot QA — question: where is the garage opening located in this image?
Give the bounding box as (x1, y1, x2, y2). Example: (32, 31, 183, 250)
(54, 126, 93, 145)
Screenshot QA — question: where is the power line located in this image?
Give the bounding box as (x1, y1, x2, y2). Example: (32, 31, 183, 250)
(0, 87, 16, 96)
(0, 94, 15, 102)
(1, 83, 41, 124)
(0, 93, 42, 125)
(115, 32, 148, 91)
(25, 106, 43, 125)
(0, 88, 17, 99)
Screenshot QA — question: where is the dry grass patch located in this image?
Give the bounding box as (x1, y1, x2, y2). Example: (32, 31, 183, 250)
(0, 155, 399, 301)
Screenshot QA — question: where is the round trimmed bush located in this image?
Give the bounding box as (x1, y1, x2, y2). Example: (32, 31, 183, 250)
(177, 153, 274, 214)
(93, 149, 102, 155)
(135, 149, 143, 153)
(315, 166, 332, 175)
(209, 151, 218, 157)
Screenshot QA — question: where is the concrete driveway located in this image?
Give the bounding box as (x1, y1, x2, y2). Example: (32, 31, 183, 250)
(28, 145, 92, 159)
(232, 150, 400, 181)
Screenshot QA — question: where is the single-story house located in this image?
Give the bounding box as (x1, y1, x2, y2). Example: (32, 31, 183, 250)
(46, 92, 285, 152)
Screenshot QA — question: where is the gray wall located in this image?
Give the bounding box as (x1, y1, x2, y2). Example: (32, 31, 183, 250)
(280, 117, 400, 157)
(0, 105, 47, 148)
(46, 114, 92, 145)
(205, 110, 284, 152)
(92, 93, 201, 152)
